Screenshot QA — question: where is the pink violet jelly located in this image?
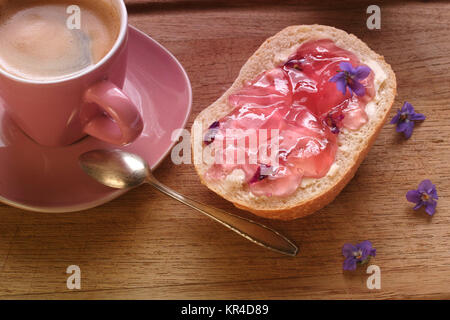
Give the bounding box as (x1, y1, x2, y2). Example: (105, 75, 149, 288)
(204, 39, 375, 197)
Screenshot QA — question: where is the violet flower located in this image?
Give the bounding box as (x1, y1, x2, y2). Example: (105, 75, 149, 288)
(342, 240, 376, 271)
(203, 121, 220, 146)
(406, 179, 438, 216)
(329, 62, 371, 97)
(390, 102, 426, 139)
(284, 58, 304, 71)
(249, 164, 272, 184)
(324, 112, 345, 134)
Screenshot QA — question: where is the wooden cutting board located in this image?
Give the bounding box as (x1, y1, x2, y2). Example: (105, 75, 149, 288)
(0, 0, 449, 299)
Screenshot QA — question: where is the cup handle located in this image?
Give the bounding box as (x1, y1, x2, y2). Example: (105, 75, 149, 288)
(81, 81, 144, 146)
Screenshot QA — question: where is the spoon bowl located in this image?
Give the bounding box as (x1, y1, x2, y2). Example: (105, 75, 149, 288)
(80, 150, 149, 189)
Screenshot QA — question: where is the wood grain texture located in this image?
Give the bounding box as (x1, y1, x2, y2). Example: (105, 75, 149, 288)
(0, 0, 449, 299)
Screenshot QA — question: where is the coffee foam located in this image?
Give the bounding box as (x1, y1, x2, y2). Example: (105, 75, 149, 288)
(0, 0, 121, 81)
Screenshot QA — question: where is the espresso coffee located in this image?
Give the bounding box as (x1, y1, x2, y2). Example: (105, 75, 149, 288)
(0, 0, 121, 81)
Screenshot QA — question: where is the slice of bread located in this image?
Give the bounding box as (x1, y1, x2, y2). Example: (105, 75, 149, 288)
(191, 25, 397, 220)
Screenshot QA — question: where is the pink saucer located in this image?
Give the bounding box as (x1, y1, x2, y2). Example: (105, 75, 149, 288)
(0, 26, 192, 212)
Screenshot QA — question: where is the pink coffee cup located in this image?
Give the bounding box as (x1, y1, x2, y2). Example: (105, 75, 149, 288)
(0, 0, 143, 147)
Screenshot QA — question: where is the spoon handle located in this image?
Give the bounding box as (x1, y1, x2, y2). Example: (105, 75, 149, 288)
(146, 175, 298, 256)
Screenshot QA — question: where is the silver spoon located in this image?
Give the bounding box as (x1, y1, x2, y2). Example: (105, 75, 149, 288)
(79, 149, 298, 256)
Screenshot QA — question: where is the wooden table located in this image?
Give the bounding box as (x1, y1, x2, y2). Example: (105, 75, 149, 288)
(0, 0, 449, 300)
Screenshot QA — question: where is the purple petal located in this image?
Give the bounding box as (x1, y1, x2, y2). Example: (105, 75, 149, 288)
(329, 73, 348, 95)
(357, 240, 373, 251)
(204, 121, 221, 145)
(426, 185, 436, 196)
(402, 102, 415, 114)
(335, 78, 348, 95)
(413, 201, 424, 210)
(349, 80, 366, 97)
(370, 248, 376, 257)
(339, 62, 354, 73)
(209, 121, 220, 129)
(402, 122, 415, 139)
(425, 200, 437, 216)
(284, 59, 303, 70)
(390, 113, 401, 124)
(329, 72, 345, 83)
(249, 165, 271, 184)
(418, 179, 433, 193)
(260, 164, 273, 176)
(358, 251, 369, 262)
(343, 257, 357, 271)
(396, 120, 410, 133)
(342, 243, 357, 258)
(357, 240, 373, 260)
(249, 167, 262, 184)
(410, 112, 426, 121)
(406, 190, 421, 203)
(430, 188, 438, 200)
(354, 65, 371, 81)
(204, 129, 219, 145)
(347, 85, 353, 96)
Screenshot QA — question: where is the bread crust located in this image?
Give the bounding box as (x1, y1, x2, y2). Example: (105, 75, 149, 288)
(191, 25, 397, 220)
